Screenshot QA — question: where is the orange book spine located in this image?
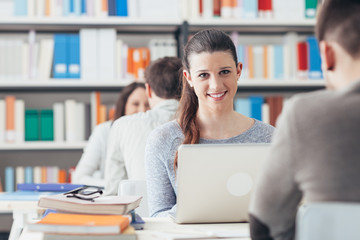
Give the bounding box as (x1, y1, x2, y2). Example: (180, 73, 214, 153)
(101, 0, 108, 12)
(263, 46, 268, 79)
(96, 92, 101, 125)
(248, 46, 254, 79)
(127, 48, 134, 78)
(99, 104, 107, 124)
(133, 48, 141, 80)
(221, 0, 233, 7)
(58, 169, 66, 184)
(41, 167, 47, 183)
(5, 96, 15, 142)
(45, 0, 51, 16)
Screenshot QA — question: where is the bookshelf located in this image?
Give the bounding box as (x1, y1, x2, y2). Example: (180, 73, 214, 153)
(187, 18, 316, 33)
(0, 0, 325, 193)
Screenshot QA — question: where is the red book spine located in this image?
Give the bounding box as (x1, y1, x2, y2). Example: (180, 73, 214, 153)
(297, 42, 309, 71)
(265, 0, 272, 11)
(213, 0, 221, 16)
(258, 0, 265, 11)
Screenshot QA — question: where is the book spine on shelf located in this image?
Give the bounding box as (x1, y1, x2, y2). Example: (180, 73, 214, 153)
(25, 166, 33, 184)
(5, 166, 15, 192)
(5, 96, 16, 143)
(68, 34, 81, 79)
(14, 0, 28, 16)
(16, 166, 25, 189)
(40, 109, 54, 141)
(80, 29, 98, 81)
(235, 95, 285, 127)
(53, 103, 65, 142)
(98, 29, 116, 81)
(307, 36, 323, 79)
(25, 109, 40, 141)
(15, 99, 25, 143)
(0, 100, 5, 143)
(53, 34, 68, 79)
(115, 0, 127, 16)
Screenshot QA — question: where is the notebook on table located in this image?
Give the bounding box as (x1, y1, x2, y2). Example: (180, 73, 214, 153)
(172, 143, 271, 224)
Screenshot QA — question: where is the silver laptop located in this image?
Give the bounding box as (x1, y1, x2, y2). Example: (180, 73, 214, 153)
(173, 143, 270, 224)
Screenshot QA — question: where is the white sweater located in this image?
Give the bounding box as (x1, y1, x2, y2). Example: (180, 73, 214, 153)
(104, 99, 180, 196)
(72, 121, 111, 187)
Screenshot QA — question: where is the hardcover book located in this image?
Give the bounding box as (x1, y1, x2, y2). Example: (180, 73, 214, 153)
(38, 194, 142, 215)
(28, 212, 130, 234)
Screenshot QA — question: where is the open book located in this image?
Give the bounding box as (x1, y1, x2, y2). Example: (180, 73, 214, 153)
(38, 194, 142, 215)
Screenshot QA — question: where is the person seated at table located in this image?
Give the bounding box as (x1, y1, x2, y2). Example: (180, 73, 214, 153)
(72, 82, 149, 187)
(249, 0, 360, 239)
(145, 29, 275, 217)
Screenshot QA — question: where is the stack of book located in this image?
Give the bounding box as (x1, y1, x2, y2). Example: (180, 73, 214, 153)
(28, 193, 142, 239)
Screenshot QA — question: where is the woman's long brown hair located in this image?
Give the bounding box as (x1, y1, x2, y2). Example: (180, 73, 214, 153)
(174, 29, 238, 169)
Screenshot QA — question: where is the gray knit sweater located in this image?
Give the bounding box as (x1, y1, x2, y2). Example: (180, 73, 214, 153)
(249, 80, 360, 240)
(145, 119, 275, 217)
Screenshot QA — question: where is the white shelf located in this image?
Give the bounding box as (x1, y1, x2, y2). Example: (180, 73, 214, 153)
(0, 17, 182, 31)
(238, 80, 325, 87)
(188, 18, 316, 27)
(188, 18, 316, 33)
(0, 80, 132, 88)
(0, 141, 87, 150)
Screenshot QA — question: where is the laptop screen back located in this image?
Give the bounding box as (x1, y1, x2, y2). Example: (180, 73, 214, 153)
(176, 144, 270, 223)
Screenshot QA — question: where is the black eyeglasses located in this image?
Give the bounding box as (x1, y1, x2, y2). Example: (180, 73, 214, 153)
(64, 186, 103, 202)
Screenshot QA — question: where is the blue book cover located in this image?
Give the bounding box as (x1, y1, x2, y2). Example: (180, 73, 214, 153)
(274, 45, 284, 79)
(74, 0, 82, 16)
(81, 0, 87, 15)
(53, 34, 68, 78)
(14, 0, 27, 16)
(25, 166, 33, 184)
(69, 0, 75, 14)
(307, 36, 323, 79)
(68, 34, 81, 78)
(17, 183, 84, 192)
(243, 0, 257, 19)
(0, 191, 55, 201)
(234, 98, 251, 117)
(108, 0, 116, 16)
(249, 96, 264, 121)
(116, 0, 128, 17)
(5, 167, 15, 192)
(63, 0, 71, 16)
(237, 45, 244, 63)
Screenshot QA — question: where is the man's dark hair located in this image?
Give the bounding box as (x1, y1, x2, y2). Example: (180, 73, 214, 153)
(144, 57, 182, 100)
(316, 0, 360, 58)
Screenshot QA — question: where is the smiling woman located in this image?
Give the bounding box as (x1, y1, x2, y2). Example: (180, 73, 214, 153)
(145, 29, 276, 218)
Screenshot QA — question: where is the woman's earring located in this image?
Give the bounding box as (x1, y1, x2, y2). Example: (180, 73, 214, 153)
(189, 82, 193, 88)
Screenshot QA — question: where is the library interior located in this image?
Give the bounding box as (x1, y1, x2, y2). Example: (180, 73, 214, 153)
(1, 0, 360, 240)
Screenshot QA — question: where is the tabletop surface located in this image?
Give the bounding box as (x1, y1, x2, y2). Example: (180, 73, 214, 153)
(19, 217, 251, 240)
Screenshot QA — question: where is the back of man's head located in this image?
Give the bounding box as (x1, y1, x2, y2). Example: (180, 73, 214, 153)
(316, 0, 360, 59)
(144, 57, 182, 100)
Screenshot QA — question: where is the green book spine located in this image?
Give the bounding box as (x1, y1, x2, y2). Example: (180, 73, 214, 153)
(40, 109, 54, 141)
(305, 0, 317, 18)
(25, 109, 39, 141)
